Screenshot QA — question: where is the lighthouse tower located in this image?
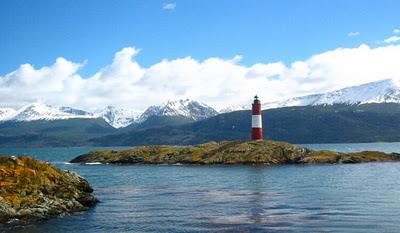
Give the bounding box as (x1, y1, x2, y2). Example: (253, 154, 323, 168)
(251, 95, 263, 141)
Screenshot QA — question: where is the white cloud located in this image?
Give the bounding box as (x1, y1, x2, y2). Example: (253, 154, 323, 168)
(162, 3, 176, 10)
(394, 28, 400, 34)
(1, 44, 400, 111)
(348, 32, 360, 37)
(384, 36, 400, 43)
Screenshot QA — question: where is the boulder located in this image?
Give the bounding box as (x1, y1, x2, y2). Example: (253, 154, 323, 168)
(0, 156, 97, 223)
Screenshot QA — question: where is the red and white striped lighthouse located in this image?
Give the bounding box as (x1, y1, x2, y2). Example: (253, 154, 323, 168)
(251, 95, 263, 141)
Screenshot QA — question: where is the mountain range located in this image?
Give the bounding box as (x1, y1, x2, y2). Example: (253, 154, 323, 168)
(3, 78, 400, 129)
(0, 99, 218, 128)
(93, 102, 400, 146)
(2, 78, 400, 146)
(222, 78, 400, 111)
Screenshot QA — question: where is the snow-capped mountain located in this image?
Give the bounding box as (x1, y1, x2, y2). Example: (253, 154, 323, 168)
(138, 99, 218, 123)
(223, 79, 400, 112)
(219, 105, 248, 113)
(0, 108, 16, 120)
(96, 106, 141, 128)
(265, 79, 400, 108)
(2, 103, 96, 121)
(0, 99, 219, 128)
(5, 79, 400, 127)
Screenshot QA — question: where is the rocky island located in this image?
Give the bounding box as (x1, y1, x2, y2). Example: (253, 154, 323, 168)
(0, 156, 97, 224)
(70, 140, 400, 165)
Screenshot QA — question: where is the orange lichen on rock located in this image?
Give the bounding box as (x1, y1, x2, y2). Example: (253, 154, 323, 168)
(0, 156, 97, 223)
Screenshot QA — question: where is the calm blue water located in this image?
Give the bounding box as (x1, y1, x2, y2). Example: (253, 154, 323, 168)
(1, 143, 400, 232)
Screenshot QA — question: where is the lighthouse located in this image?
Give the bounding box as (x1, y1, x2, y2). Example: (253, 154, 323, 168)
(251, 95, 263, 141)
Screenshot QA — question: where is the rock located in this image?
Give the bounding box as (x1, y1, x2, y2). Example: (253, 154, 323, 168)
(0, 156, 97, 223)
(110, 154, 142, 164)
(70, 140, 400, 165)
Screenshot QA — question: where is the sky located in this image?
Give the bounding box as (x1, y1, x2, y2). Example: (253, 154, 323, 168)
(1, 0, 400, 111)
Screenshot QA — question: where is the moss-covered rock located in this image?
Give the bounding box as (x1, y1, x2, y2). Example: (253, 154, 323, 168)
(70, 140, 400, 165)
(0, 156, 97, 223)
(301, 151, 340, 164)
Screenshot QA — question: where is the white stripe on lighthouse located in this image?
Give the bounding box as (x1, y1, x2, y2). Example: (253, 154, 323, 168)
(252, 115, 262, 128)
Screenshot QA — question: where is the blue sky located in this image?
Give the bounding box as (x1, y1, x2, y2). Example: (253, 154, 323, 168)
(1, 0, 400, 110)
(1, 0, 399, 76)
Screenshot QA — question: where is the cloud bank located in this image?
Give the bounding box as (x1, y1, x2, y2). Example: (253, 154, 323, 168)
(1, 44, 400, 111)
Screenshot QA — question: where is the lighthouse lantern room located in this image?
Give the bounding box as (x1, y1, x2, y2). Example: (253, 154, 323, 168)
(251, 95, 263, 141)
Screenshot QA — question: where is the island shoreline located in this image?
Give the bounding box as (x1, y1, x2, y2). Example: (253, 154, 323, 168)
(70, 140, 400, 165)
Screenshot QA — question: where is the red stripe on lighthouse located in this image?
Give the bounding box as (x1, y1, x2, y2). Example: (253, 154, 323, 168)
(252, 103, 261, 115)
(251, 95, 263, 141)
(252, 128, 263, 140)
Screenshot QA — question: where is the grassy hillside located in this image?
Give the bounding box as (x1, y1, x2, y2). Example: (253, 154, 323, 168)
(0, 118, 116, 147)
(123, 115, 195, 131)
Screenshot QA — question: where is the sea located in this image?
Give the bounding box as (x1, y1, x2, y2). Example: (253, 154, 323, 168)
(1, 142, 400, 232)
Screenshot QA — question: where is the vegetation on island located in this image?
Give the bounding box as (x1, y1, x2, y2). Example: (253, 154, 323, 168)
(0, 156, 97, 223)
(70, 140, 400, 165)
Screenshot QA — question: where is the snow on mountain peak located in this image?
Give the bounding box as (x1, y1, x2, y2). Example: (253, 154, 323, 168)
(0, 108, 16, 121)
(7, 102, 95, 121)
(0, 99, 218, 128)
(138, 99, 218, 123)
(96, 106, 141, 128)
(222, 78, 400, 112)
(270, 78, 400, 108)
(219, 105, 249, 113)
